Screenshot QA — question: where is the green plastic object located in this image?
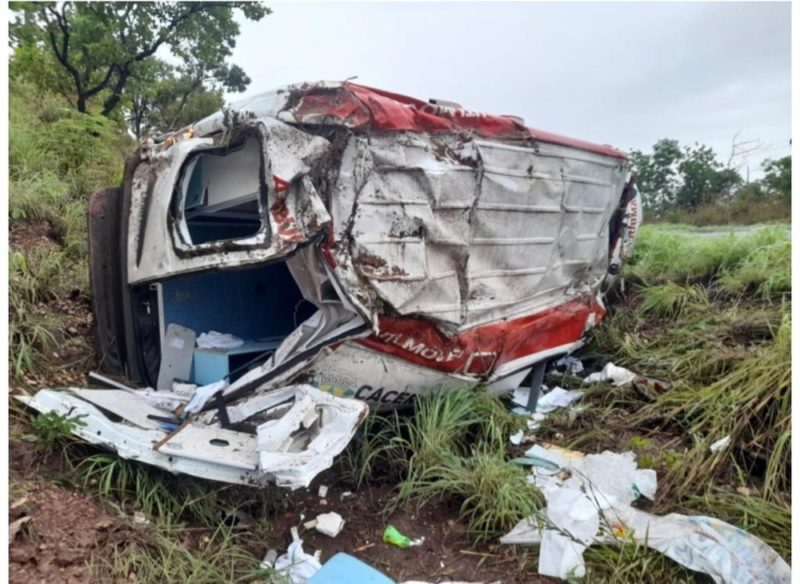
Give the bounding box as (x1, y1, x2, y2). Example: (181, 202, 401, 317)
(382, 525, 412, 548)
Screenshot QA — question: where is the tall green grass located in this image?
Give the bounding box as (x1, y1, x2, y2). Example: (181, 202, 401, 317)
(627, 225, 790, 295)
(8, 78, 131, 381)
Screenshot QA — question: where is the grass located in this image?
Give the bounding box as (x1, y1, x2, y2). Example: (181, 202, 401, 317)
(581, 541, 710, 584)
(8, 77, 130, 382)
(73, 454, 224, 525)
(638, 282, 709, 319)
(534, 223, 791, 579)
(340, 387, 538, 541)
(90, 523, 273, 584)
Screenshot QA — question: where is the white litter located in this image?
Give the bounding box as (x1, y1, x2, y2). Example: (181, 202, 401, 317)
(314, 512, 345, 538)
(556, 355, 584, 375)
(272, 538, 322, 584)
(196, 330, 245, 350)
(536, 387, 584, 414)
(583, 362, 637, 386)
(513, 384, 546, 407)
(709, 435, 731, 453)
(502, 443, 790, 584)
(318, 485, 328, 498)
(509, 430, 524, 445)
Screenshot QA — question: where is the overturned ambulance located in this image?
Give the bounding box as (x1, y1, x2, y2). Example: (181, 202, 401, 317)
(22, 82, 642, 488)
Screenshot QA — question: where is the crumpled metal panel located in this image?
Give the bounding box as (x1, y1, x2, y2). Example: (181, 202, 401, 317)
(328, 133, 627, 327)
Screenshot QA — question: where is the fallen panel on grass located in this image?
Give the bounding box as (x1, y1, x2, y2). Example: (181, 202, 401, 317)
(18, 384, 367, 490)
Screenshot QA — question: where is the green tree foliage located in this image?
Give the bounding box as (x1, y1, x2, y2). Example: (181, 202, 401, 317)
(127, 59, 228, 138)
(628, 139, 683, 213)
(762, 156, 791, 202)
(629, 139, 745, 215)
(9, 1, 269, 129)
(676, 143, 741, 209)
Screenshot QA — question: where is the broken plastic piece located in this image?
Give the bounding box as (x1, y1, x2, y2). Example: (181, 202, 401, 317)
(382, 525, 423, 548)
(315, 512, 345, 538)
(307, 553, 393, 584)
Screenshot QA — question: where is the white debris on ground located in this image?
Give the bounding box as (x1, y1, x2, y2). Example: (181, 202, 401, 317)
(509, 430, 524, 445)
(315, 511, 345, 538)
(583, 362, 637, 386)
(709, 435, 731, 452)
(555, 355, 584, 375)
(511, 386, 586, 433)
(501, 443, 791, 584)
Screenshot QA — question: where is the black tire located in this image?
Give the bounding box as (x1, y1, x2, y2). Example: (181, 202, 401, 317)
(88, 187, 127, 374)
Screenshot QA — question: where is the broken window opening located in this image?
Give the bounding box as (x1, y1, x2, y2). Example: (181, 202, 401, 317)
(177, 135, 267, 245)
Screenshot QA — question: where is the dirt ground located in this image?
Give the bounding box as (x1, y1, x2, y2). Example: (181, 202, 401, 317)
(9, 416, 550, 584)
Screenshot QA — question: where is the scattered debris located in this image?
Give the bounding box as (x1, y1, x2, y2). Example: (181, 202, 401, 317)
(502, 443, 790, 583)
(132, 511, 150, 525)
(383, 525, 424, 548)
(318, 485, 328, 498)
(555, 355, 584, 375)
(315, 512, 345, 538)
(261, 548, 278, 568)
(273, 538, 322, 584)
(19, 384, 368, 489)
(583, 362, 638, 386)
(709, 435, 731, 452)
(509, 430, 524, 445)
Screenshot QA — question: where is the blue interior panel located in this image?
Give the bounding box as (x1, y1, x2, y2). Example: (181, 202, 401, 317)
(161, 262, 316, 342)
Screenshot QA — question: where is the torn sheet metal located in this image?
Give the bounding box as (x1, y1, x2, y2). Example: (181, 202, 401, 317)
(19, 385, 367, 489)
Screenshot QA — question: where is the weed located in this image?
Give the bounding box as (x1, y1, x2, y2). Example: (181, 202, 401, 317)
(399, 449, 543, 541)
(26, 410, 86, 454)
(73, 453, 222, 524)
(581, 540, 709, 583)
(90, 523, 271, 584)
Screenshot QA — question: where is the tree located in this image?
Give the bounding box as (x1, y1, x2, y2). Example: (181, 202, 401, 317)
(126, 59, 247, 138)
(676, 144, 741, 209)
(762, 156, 791, 202)
(9, 1, 269, 118)
(628, 139, 683, 215)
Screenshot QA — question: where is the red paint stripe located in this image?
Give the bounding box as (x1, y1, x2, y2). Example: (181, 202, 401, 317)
(357, 295, 605, 377)
(290, 83, 626, 159)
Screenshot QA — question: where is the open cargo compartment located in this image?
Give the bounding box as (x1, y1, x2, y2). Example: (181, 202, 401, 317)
(22, 81, 643, 490)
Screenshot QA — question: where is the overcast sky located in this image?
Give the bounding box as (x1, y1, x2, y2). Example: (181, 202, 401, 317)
(228, 2, 791, 177)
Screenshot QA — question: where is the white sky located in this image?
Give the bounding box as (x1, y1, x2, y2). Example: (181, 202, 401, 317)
(228, 1, 791, 177)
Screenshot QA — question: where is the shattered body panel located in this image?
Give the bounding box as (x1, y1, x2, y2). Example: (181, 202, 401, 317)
(26, 81, 641, 487)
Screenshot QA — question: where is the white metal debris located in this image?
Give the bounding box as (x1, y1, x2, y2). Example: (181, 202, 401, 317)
(18, 384, 367, 490)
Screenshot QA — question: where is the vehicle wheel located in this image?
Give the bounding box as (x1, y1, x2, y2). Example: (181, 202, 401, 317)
(88, 187, 126, 374)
